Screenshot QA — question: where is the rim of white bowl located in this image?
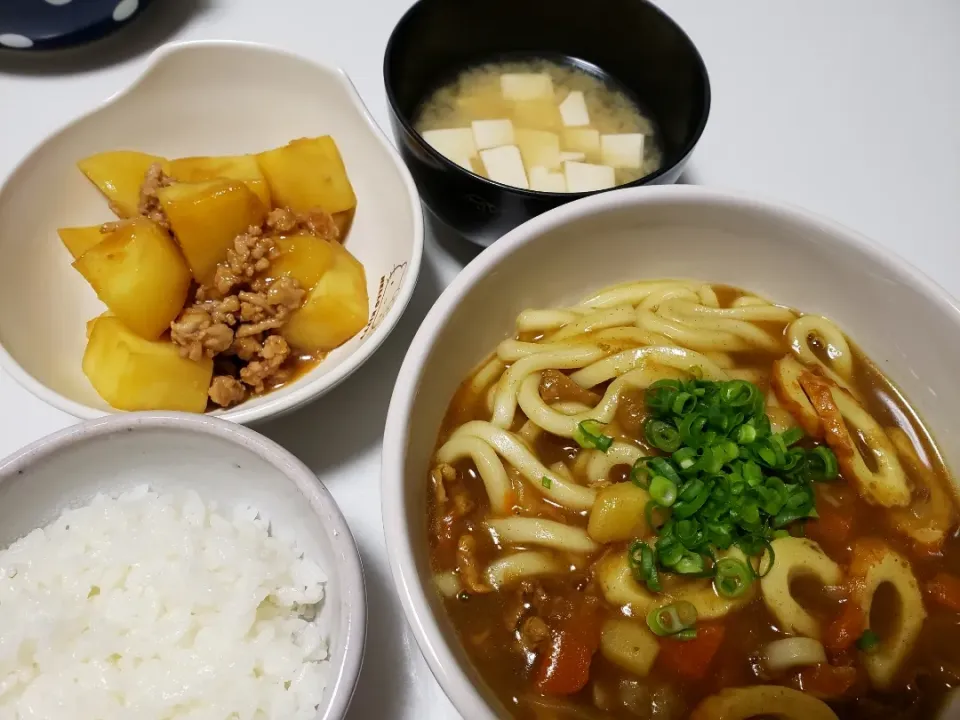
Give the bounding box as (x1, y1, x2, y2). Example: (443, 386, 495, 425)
(0, 410, 367, 720)
(381, 183, 960, 719)
(0, 39, 424, 426)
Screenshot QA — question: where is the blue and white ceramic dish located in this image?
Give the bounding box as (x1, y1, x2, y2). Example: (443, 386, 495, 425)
(0, 0, 152, 51)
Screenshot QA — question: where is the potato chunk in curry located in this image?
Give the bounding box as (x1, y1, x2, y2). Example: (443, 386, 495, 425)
(77, 150, 169, 218)
(282, 242, 368, 352)
(58, 224, 106, 260)
(83, 316, 213, 413)
(72, 217, 191, 340)
(269, 232, 338, 292)
(256, 136, 357, 215)
(158, 179, 267, 284)
(166, 154, 271, 208)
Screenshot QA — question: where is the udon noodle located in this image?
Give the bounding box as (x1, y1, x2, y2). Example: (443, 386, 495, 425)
(427, 279, 960, 719)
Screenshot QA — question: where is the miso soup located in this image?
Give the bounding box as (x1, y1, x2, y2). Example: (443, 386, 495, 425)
(415, 58, 662, 193)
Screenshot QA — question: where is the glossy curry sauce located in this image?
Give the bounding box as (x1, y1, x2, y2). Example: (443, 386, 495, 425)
(426, 291, 960, 720)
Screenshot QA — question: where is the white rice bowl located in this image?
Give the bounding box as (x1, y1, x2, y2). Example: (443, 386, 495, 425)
(0, 485, 332, 720)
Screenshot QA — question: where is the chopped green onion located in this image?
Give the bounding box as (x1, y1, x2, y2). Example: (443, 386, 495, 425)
(674, 551, 706, 575)
(628, 540, 661, 592)
(721, 380, 757, 407)
(673, 446, 698, 470)
(573, 419, 613, 452)
(636, 376, 845, 592)
(645, 500, 667, 532)
(541, 476, 552, 489)
(646, 601, 698, 637)
(736, 424, 757, 445)
(640, 542, 660, 591)
(657, 536, 684, 568)
(647, 457, 682, 485)
(672, 391, 697, 415)
(679, 413, 710, 448)
(672, 480, 711, 519)
(780, 427, 805, 446)
(856, 629, 880, 653)
(675, 518, 704, 549)
(674, 628, 698, 641)
(807, 446, 840, 481)
(645, 419, 681, 453)
(713, 557, 754, 598)
(649, 475, 678, 507)
(746, 538, 776, 578)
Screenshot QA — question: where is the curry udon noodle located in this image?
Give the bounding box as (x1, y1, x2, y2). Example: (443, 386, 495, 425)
(426, 279, 960, 719)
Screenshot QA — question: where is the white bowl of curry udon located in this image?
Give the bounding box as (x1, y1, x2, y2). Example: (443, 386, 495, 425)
(382, 185, 960, 720)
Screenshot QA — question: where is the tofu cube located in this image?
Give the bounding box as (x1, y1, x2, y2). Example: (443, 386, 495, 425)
(559, 151, 586, 162)
(421, 127, 478, 170)
(449, 154, 475, 171)
(480, 145, 529, 189)
(515, 129, 561, 170)
(456, 95, 511, 120)
(500, 73, 554, 101)
(562, 128, 601, 160)
(558, 91, 591, 127)
(601, 133, 646, 169)
(564, 161, 615, 192)
(511, 100, 562, 131)
(472, 119, 515, 150)
(529, 166, 566, 192)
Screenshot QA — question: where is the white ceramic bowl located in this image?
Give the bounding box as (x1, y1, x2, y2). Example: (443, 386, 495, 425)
(381, 185, 960, 718)
(0, 40, 423, 425)
(0, 412, 365, 719)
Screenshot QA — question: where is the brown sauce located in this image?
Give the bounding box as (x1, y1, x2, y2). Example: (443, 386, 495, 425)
(426, 284, 960, 719)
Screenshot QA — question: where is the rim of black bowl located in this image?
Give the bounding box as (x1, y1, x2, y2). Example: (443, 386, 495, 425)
(383, 0, 711, 200)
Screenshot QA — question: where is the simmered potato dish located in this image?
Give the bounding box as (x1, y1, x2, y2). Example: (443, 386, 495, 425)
(63, 136, 368, 412)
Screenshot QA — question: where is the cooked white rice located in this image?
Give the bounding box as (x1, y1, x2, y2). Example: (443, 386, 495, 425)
(0, 485, 330, 720)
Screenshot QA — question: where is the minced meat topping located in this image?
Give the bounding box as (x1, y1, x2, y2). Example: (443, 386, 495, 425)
(140, 173, 336, 409)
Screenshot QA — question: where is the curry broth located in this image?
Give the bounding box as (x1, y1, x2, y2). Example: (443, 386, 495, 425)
(426, 284, 960, 719)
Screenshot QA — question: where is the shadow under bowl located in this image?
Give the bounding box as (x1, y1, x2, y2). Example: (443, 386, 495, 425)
(383, 0, 710, 246)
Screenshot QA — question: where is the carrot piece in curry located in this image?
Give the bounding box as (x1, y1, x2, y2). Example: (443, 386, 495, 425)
(823, 601, 866, 656)
(657, 623, 725, 680)
(806, 487, 855, 551)
(796, 663, 858, 699)
(534, 610, 601, 695)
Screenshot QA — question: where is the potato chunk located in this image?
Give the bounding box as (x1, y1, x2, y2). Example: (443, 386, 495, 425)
(77, 150, 168, 218)
(72, 217, 191, 339)
(58, 224, 107, 260)
(256, 136, 357, 214)
(332, 209, 354, 239)
(83, 316, 212, 413)
(86, 312, 111, 339)
(167, 154, 271, 207)
(157, 179, 266, 284)
(282, 242, 368, 351)
(269, 233, 337, 292)
(587, 482, 650, 543)
(600, 617, 659, 677)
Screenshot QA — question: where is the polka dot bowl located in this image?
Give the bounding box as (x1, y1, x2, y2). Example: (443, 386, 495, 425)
(0, 40, 423, 425)
(0, 0, 152, 51)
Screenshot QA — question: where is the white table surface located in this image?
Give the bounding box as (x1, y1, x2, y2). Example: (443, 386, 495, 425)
(1, 1, 958, 717)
